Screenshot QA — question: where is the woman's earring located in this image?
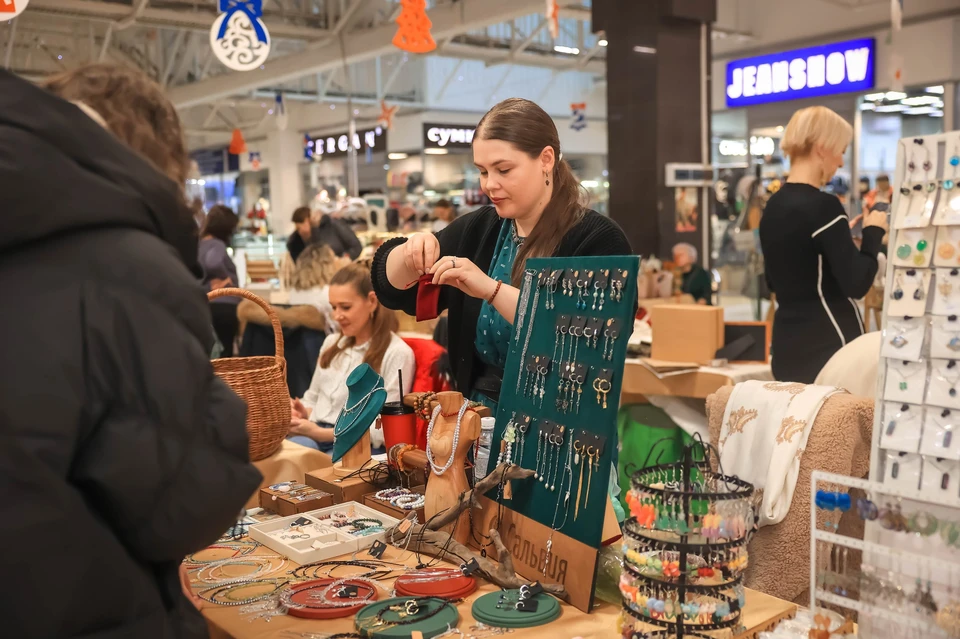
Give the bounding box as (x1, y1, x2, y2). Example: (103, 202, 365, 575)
(545, 172, 550, 186)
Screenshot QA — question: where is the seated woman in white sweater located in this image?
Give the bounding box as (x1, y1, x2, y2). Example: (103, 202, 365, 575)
(289, 262, 415, 452)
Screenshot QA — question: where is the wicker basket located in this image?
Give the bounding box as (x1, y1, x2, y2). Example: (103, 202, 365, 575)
(208, 288, 291, 461)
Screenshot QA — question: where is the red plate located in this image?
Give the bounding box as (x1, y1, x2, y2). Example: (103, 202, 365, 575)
(284, 578, 379, 620)
(395, 573, 478, 600)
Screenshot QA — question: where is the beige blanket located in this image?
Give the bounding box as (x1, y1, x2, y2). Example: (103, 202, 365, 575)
(706, 386, 873, 604)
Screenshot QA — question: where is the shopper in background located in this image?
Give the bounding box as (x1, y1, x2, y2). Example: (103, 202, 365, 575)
(432, 198, 457, 232)
(0, 65, 260, 638)
(287, 205, 363, 262)
(760, 106, 887, 384)
(673, 242, 712, 305)
(281, 243, 348, 327)
(200, 204, 241, 355)
(289, 263, 414, 452)
(372, 97, 631, 408)
(864, 173, 894, 211)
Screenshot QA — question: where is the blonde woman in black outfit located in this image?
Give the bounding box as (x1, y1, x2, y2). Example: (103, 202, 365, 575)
(372, 98, 631, 405)
(760, 106, 888, 383)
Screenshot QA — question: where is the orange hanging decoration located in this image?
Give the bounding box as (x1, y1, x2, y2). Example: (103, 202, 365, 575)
(546, 0, 560, 39)
(378, 100, 399, 130)
(229, 128, 247, 155)
(392, 0, 436, 54)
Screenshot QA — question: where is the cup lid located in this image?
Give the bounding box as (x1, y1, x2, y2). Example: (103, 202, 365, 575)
(380, 401, 414, 416)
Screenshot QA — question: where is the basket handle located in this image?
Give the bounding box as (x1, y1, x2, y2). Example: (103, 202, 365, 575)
(208, 287, 284, 362)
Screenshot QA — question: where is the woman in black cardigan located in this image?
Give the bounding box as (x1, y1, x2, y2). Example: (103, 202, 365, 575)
(760, 106, 887, 383)
(372, 98, 631, 404)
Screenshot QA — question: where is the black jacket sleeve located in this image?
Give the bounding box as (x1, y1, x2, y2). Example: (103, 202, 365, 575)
(333, 218, 363, 260)
(73, 283, 262, 562)
(372, 209, 480, 316)
(813, 203, 882, 299)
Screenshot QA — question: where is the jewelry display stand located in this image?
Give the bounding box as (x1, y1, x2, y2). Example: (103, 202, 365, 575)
(481, 255, 640, 613)
(823, 131, 960, 638)
(335, 430, 372, 478)
(620, 443, 756, 639)
(423, 391, 481, 544)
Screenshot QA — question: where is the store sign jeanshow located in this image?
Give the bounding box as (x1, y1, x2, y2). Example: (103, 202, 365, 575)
(725, 38, 875, 107)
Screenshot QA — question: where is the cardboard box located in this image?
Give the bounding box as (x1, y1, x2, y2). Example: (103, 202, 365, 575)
(305, 466, 379, 505)
(651, 304, 725, 364)
(362, 486, 426, 524)
(259, 481, 334, 516)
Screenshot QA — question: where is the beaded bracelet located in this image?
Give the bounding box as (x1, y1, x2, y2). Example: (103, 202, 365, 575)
(391, 494, 426, 510)
(197, 578, 288, 607)
(375, 488, 412, 502)
(350, 518, 384, 530)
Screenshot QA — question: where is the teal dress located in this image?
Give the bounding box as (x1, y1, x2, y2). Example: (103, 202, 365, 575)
(472, 221, 521, 413)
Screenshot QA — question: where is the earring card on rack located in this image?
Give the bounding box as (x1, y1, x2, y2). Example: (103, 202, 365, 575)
(477, 255, 639, 613)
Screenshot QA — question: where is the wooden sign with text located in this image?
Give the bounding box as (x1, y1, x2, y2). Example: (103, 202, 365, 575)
(473, 495, 612, 613)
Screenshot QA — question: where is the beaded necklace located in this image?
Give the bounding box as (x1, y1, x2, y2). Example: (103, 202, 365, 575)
(425, 400, 469, 475)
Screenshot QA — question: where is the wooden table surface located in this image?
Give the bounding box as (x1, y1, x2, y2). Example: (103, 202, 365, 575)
(197, 542, 796, 639)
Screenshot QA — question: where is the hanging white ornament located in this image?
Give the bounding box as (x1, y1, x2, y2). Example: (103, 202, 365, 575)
(0, 0, 30, 23)
(209, 0, 271, 72)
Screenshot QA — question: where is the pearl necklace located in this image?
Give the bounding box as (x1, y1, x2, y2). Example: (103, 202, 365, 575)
(425, 400, 468, 475)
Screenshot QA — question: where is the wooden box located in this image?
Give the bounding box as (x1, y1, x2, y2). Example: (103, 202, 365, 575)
(305, 466, 378, 505)
(259, 481, 334, 516)
(651, 304, 725, 364)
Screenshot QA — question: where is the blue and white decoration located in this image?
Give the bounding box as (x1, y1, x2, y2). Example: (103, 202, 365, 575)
(274, 93, 288, 131)
(570, 102, 587, 131)
(726, 38, 875, 108)
(209, 0, 271, 72)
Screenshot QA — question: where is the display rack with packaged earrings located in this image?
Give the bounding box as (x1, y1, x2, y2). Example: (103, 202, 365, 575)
(619, 442, 757, 639)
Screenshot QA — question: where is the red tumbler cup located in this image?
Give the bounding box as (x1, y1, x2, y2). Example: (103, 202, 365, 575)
(380, 401, 417, 454)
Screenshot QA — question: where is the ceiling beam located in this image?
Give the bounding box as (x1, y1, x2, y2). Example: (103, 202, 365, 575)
(167, 0, 549, 108)
(27, 0, 330, 41)
(443, 41, 604, 73)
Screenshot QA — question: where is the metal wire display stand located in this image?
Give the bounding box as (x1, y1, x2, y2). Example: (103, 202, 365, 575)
(620, 443, 755, 639)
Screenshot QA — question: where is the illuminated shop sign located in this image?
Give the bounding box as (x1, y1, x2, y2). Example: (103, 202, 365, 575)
(726, 38, 875, 107)
(423, 123, 476, 149)
(717, 136, 776, 157)
(305, 126, 386, 160)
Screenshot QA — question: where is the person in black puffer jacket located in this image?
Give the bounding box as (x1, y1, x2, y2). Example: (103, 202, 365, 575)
(0, 66, 262, 638)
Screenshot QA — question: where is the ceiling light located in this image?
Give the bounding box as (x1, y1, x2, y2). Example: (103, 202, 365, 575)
(388, 152, 408, 160)
(874, 104, 906, 112)
(554, 45, 580, 55)
(598, 39, 608, 47)
(424, 149, 449, 155)
(776, 126, 784, 133)
(580, 180, 599, 188)
(903, 106, 938, 115)
(926, 86, 945, 94)
(901, 96, 943, 107)
(931, 110, 944, 117)
(859, 102, 876, 111)
(197, 179, 206, 185)
(633, 45, 657, 55)
(884, 91, 907, 101)
(863, 92, 885, 101)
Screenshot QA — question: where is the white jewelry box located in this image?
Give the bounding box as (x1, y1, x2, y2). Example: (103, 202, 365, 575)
(248, 501, 400, 565)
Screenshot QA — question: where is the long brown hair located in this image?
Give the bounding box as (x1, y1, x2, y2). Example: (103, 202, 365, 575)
(319, 263, 398, 372)
(475, 98, 586, 286)
(43, 63, 190, 191)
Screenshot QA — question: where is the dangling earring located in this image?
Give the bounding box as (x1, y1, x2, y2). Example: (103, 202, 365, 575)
(545, 171, 550, 186)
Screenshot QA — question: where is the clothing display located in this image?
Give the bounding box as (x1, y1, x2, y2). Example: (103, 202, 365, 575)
(300, 333, 415, 449)
(760, 182, 884, 383)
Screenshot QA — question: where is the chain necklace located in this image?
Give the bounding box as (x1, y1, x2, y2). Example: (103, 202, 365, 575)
(425, 400, 468, 475)
(887, 362, 924, 392)
(334, 381, 385, 436)
(514, 270, 536, 346)
(511, 221, 525, 246)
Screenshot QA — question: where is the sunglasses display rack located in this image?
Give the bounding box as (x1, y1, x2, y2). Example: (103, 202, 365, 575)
(874, 131, 960, 501)
(809, 471, 960, 639)
(619, 443, 757, 639)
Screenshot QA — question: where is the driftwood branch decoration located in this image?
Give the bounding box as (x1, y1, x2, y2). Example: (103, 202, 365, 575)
(382, 462, 568, 598)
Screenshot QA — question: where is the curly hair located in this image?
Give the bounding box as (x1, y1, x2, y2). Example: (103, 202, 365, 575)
(284, 244, 341, 291)
(43, 63, 190, 190)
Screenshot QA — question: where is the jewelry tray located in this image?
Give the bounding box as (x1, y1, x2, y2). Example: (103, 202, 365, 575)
(248, 502, 399, 564)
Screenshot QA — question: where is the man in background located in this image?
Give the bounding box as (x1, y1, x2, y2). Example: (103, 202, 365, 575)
(287, 206, 362, 262)
(673, 242, 713, 305)
(863, 174, 893, 213)
(432, 199, 457, 232)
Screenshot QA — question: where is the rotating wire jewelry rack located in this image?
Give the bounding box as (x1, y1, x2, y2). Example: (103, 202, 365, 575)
(620, 444, 757, 639)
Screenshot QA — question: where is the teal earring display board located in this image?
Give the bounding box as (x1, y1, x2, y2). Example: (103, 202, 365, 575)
(487, 255, 639, 550)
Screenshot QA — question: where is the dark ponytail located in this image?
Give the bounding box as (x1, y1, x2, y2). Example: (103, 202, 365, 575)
(475, 98, 586, 287)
